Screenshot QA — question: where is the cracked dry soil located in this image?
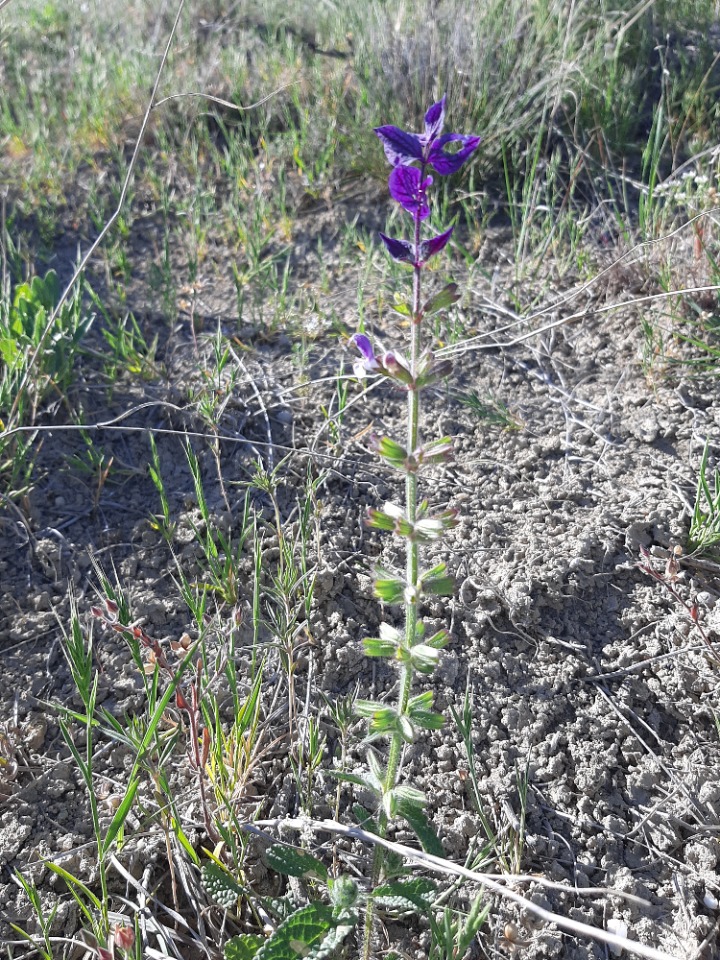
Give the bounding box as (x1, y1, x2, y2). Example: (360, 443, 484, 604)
(1, 222, 720, 959)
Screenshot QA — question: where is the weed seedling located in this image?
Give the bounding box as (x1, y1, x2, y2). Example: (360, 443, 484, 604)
(147, 432, 176, 543)
(689, 441, 720, 556)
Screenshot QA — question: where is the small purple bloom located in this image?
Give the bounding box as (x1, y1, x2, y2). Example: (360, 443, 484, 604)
(351, 333, 383, 378)
(350, 334, 413, 384)
(374, 95, 480, 176)
(389, 166, 433, 220)
(378, 232, 415, 263)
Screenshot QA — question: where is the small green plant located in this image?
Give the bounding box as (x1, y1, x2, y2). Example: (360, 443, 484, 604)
(428, 892, 490, 960)
(454, 390, 521, 430)
(147, 433, 176, 543)
(203, 843, 439, 960)
(48, 597, 141, 953)
(9, 870, 58, 960)
(0, 268, 92, 494)
(689, 441, 720, 555)
(319, 359, 351, 452)
(185, 442, 253, 607)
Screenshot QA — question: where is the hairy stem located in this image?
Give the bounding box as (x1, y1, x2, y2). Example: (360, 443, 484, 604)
(363, 201, 424, 960)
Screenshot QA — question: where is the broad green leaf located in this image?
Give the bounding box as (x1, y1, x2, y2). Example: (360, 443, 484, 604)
(255, 902, 334, 960)
(366, 749, 386, 787)
(421, 283, 460, 318)
(391, 301, 413, 318)
(407, 690, 444, 727)
(409, 708, 445, 730)
(397, 715, 415, 742)
(266, 845, 328, 883)
(354, 699, 386, 718)
(352, 804, 378, 832)
(306, 915, 357, 960)
(372, 571, 406, 605)
(395, 798, 444, 857)
(202, 861, 244, 909)
(367, 708, 404, 739)
(425, 629, 451, 649)
(392, 785, 426, 807)
(419, 563, 455, 597)
(371, 877, 437, 912)
(329, 876, 359, 911)
(408, 691, 434, 710)
(225, 934, 264, 960)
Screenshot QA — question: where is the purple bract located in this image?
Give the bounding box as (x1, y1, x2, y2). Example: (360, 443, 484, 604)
(374, 95, 481, 177)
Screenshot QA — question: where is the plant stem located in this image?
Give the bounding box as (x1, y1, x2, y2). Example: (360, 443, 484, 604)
(363, 200, 424, 960)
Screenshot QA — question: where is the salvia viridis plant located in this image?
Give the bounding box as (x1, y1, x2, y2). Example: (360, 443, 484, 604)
(208, 98, 481, 960)
(348, 96, 481, 956)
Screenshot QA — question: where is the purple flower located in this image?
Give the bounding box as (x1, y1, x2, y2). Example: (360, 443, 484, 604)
(374, 95, 480, 176)
(350, 334, 412, 384)
(351, 333, 384, 378)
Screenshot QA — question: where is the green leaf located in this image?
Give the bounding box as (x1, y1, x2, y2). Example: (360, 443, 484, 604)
(225, 934, 264, 960)
(366, 748, 386, 788)
(99, 775, 139, 857)
(391, 301, 413, 318)
(266, 845, 328, 883)
(306, 916, 357, 960)
(329, 876, 360, 911)
(410, 644, 441, 673)
(371, 877, 437, 912)
(416, 437, 454, 467)
(363, 637, 397, 657)
(372, 570, 406, 605)
(366, 505, 413, 537)
(352, 804, 378, 833)
(46, 861, 101, 913)
(354, 699, 386, 718)
(255, 902, 334, 960)
(425, 629, 451, 650)
(392, 784, 426, 807)
(421, 283, 460, 318)
(409, 708, 445, 730)
(171, 816, 200, 866)
(367, 708, 405, 739)
(395, 798, 444, 857)
(373, 436, 407, 462)
(408, 691, 435, 711)
(419, 563, 455, 597)
(202, 861, 244, 909)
